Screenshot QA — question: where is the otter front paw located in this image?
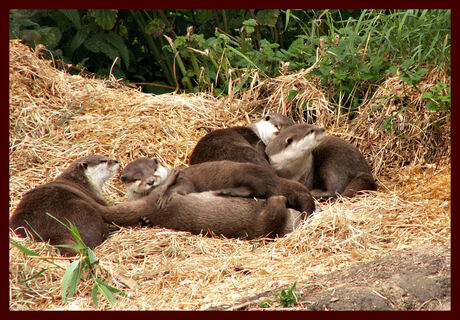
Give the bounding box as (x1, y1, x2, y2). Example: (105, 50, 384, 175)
(139, 216, 153, 227)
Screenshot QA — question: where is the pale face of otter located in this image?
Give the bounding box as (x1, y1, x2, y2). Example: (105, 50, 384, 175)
(121, 158, 169, 201)
(82, 155, 120, 192)
(250, 113, 294, 145)
(265, 124, 326, 180)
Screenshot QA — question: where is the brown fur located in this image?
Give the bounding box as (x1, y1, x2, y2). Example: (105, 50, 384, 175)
(121, 157, 169, 200)
(9, 155, 119, 256)
(157, 160, 316, 217)
(266, 124, 377, 199)
(189, 113, 293, 168)
(101, 169, 303, 239)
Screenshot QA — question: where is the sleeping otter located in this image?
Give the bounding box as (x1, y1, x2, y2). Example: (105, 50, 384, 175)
(265, 124, 377, 199)
(189, 113, 293, 168)
(9, 155, 119, 256)
(103, 168, 303, 239)
(120, 157, 169, 200)
(157, 160, 316, 217)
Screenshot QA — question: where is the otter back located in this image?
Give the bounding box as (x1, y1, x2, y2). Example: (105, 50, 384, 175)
(157, 160, 315, 217)
(189, 113, 293, 168)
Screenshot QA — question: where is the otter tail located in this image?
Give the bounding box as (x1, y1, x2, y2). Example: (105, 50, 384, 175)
(341, 172, 377, 198)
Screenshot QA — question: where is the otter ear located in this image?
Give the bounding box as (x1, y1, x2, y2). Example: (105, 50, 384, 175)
(80, 161, 88, 170)
(153, 158, 159, 165)
(120, 175, 127, 183)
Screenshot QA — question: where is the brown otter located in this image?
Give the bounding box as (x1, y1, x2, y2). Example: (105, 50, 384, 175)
(120, 157, 169, 200)
(265, 124, 377, 199)
(189, 113, 294, 168)
(9, 155, 119, 256)
(102, 169, 303, 239)
(157, 160, 316, 217)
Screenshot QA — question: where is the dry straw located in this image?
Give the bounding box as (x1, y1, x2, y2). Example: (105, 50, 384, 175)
(9, 40, 450, 310)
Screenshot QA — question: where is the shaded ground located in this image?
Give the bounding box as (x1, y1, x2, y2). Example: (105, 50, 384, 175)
(214, 245, 450, 311)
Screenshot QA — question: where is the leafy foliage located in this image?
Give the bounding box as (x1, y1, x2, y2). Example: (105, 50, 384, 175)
(274, 282, 298, 307)
(9, 213, 127, 308)
(10, 9, 450, 120)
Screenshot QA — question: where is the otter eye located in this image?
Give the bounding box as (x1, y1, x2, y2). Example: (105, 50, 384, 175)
(286, 138, 293, 146)
(100, 159, 108, 163)
(265, 115, 271, 121)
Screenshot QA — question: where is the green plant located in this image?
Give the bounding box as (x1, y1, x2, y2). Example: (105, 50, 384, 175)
(274, 282, 298, 307)
(257, 297, 273, 308)
(422, 81, 451, 113)
(9, 213, 127, 308)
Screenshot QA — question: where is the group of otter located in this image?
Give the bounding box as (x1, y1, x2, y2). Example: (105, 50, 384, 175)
(10, 113, 377, 256)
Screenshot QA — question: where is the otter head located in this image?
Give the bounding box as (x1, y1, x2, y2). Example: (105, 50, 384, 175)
(79, 154, 120, 193)
(265, 124, 326, 179)
(250, 113, 294, 145)
(120, 157, 169, 200)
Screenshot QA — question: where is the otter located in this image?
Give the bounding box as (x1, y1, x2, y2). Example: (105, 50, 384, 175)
(157, 160, 316, 217)
(265, 124, 377, 199)
(189, 113, 294, 168)
(102, 169, 303, 239)
(120, 157, 169, 200)
(9, 155, 119, 256)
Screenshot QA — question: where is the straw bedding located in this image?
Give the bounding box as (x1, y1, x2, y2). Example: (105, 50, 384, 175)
(9, 40, 450, 310)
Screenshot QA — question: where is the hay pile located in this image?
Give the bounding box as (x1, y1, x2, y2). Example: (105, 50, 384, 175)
(9, 40, 450, 310)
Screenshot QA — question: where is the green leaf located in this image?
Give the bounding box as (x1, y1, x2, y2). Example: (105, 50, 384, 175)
(55, 242, 85, 251)
(69, 28, 89, 54)
(145, 18, 165, 38)
(421, 92, 433, 99)
(242, 19, 257, 34)
(85, 248, 99, 265)
(37, 27, 62, 48)
(103, 31, 130, 69)
(84, 32, 119, 63)
(9, 239, 40, 256)
(226, 45, 260, 70)
(386, 66, 398, 74)
(426, 101, 439, 111)
(62, 260, 81, 303)
(91, 9, 118, 30)
(92, 284, 99, 307)
(58, 9, 81, 30)
(255, 9, 280, 27)
(287, 89, 299, 101)
(99, 282, 117, 304)
(19, 268, 48, 283)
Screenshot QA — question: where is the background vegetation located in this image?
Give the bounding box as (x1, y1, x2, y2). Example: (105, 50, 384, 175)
(10, 9, 450, 117)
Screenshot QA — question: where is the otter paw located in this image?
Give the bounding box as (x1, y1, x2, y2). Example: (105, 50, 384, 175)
(139, 216, 153, 227)
(157, 194, 172, 209)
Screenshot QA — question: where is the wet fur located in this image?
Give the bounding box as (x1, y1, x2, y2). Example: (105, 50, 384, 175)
(9, 155, 118, 256)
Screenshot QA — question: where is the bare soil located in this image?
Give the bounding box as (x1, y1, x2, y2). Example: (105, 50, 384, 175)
(216, 245, 451, 311)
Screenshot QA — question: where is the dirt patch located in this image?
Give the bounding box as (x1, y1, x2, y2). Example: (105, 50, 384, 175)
(218, 245, 450, 310)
